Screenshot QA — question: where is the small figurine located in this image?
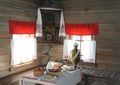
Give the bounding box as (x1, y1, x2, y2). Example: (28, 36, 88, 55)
(68, 42, 80, 69)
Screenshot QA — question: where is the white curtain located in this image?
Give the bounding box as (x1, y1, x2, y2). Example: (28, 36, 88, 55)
(63, 40, 71, 60)
(63, 40, 96, 63)
(63, 40, 80, 60)
(81, 40, 96, 63)
(11, 35, 37, 65)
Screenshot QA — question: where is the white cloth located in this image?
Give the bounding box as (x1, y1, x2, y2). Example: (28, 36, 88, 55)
(19, 69, 81, 85)
(59, 10, 66, 36)
(36, 8, 42, 37)
(46, 61, 57, 71)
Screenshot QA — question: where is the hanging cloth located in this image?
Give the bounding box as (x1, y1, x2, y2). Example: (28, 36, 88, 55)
(36, 8, 43, 37)
(59, 10, 66, 36)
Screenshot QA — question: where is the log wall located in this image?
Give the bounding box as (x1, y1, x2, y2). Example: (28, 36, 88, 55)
(0, 0, 120, 79)
(0, 0, 64, 78)
(0, 0, 39, 78)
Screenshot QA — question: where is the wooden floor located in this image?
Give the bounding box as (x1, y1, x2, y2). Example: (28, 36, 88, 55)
(0, 69, 33, 85)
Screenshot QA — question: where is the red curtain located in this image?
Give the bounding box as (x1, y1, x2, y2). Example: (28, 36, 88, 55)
(9, 20, 36, 34)
(65, 23, 99, 36)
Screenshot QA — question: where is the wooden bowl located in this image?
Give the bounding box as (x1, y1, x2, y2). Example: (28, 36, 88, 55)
(33, 67, 44, 76)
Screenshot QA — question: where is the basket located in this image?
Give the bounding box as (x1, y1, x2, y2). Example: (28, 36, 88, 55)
(33, 67, 44, 76)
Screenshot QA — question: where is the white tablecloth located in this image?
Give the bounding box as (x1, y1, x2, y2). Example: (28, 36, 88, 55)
(19, 69, 81, 85)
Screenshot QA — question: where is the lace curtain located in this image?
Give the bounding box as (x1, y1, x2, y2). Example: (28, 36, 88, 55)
(63, 39, 96, 63)
(11, 35, 37, 65)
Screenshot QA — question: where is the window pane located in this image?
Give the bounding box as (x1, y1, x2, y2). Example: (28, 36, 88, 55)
(72, 36, 80, 40)
(72, 35, 91, 41)
(82, 35, 91, 40)
(63, 35, 96, 63)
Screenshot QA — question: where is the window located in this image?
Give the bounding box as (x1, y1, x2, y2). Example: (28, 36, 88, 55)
(11, 34, 37, 66)
(63, 35, 96, 63)
(63, 23, 99, 64)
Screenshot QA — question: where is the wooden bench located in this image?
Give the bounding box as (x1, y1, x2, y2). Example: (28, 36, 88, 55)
(81, 68, 120, 85)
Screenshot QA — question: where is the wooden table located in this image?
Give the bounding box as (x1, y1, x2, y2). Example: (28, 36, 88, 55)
(19, 69, 81, 85)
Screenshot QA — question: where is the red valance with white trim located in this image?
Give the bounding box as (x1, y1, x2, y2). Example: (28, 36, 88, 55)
(9, 20, 36, 34)
(65, 23, 99, 36)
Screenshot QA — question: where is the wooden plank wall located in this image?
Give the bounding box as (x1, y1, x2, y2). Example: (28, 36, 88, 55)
(0, 0, 64, 78)
(0, 0, 39, 78)
(0, 0, 120, 78)
(60, 0, 120, 72)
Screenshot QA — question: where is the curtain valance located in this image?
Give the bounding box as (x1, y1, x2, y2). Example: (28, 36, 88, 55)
(65, 23, 99, 36)
(9, 20, 36, 34)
